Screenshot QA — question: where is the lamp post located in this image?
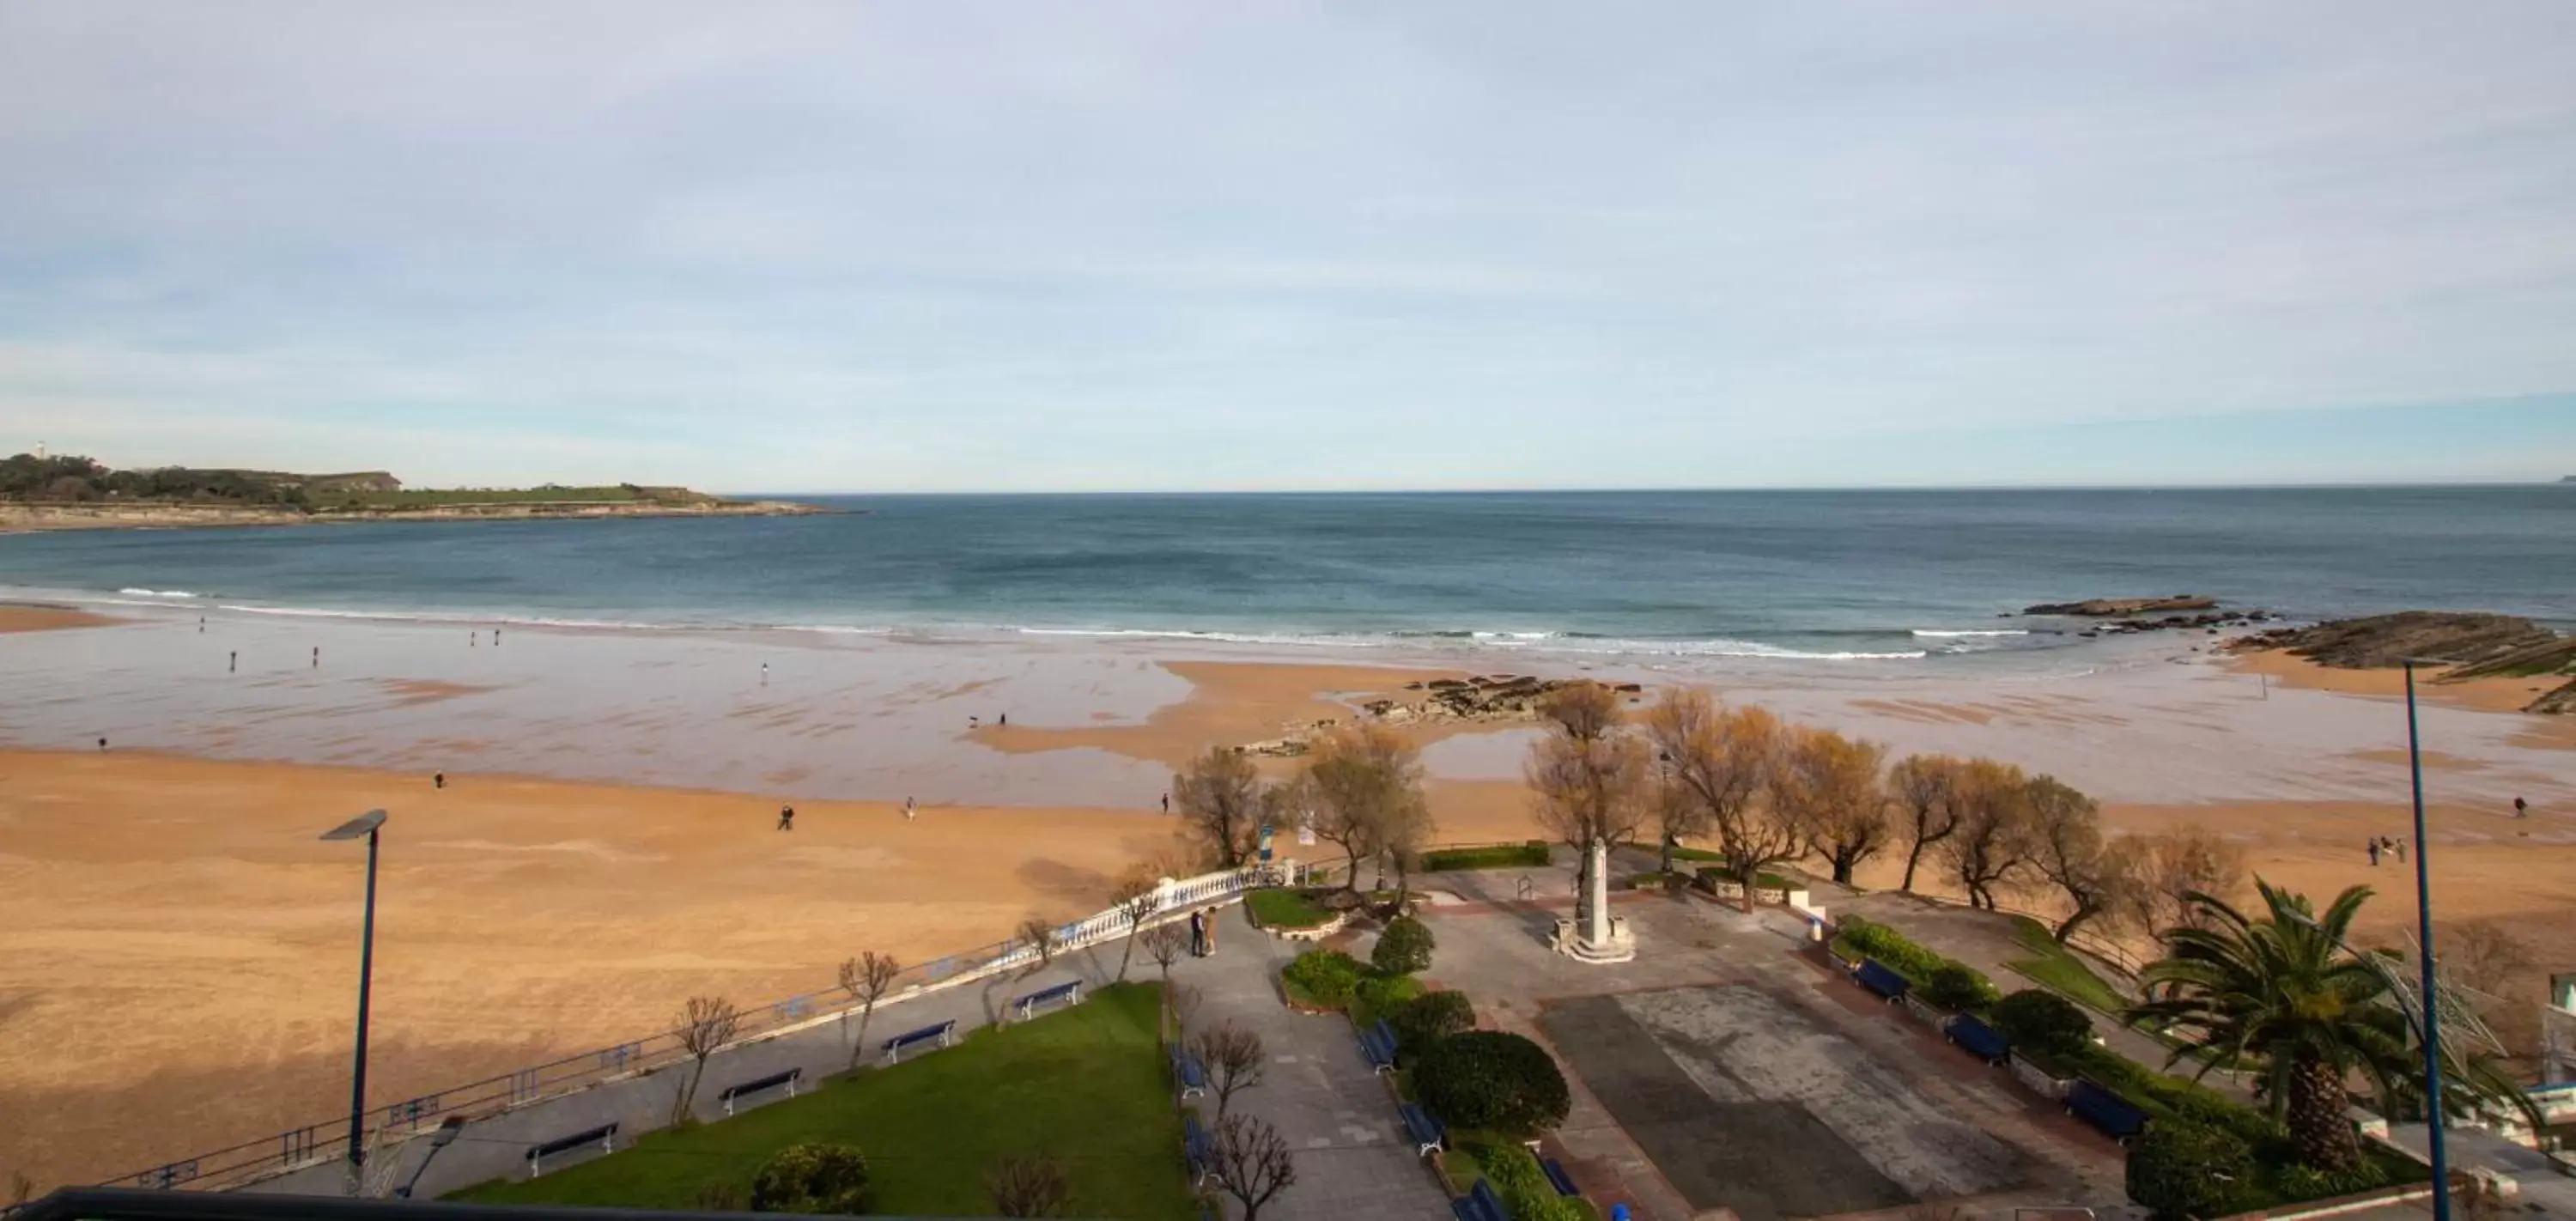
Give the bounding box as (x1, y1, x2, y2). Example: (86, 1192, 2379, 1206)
(320, 809, 387, 1190)
(2401, 659, 2451, 1221)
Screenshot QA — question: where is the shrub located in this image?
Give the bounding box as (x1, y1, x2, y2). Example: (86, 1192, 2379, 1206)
(1354, 971, 1425, 1023)
(1919, 962, 2000, 1013)
(1281, 950, 1364, 1008)
(1415, 1030, 1571, 1135)
(1478, 1141, 1587, 1221)
(1389, 990, 1476, 1052)
(1990, 989, 2093, 1060)
(1420, 841, 1551, 872)
(2271, 1157, 2394, 1203)
(750, 1143, 873, 1214)
(1373, 915, 1436, 975)
(1833, 916, 1949, 981)
(2127, 1121, 2255, 1221)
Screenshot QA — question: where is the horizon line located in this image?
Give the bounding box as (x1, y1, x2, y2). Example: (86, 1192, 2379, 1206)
(729, 477, 2574, 497)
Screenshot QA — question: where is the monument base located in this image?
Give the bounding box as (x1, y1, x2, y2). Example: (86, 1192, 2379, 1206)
(1551, 915, 1636, 964)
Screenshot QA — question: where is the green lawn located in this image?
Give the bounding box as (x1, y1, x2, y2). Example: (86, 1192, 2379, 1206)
(1245, 887, 1334, 929)
(454, 983, 1192, 1220)
(2001, 915, 2129, 1013)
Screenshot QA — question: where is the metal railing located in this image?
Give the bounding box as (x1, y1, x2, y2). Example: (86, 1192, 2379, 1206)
(97, 865, 1260, 1194)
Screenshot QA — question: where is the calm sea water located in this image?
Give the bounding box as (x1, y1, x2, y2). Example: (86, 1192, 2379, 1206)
(3, 488, 2568, 664)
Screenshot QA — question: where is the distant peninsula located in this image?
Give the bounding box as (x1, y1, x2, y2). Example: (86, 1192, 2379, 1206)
(0, 453, 828, 532)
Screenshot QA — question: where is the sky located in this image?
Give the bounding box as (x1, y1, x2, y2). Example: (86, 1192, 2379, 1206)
(3, 2, 2573, 493)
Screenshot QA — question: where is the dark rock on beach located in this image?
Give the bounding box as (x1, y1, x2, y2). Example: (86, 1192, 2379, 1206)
(2230, 610, 2576, 714)
(2023, 594, 2219, 617)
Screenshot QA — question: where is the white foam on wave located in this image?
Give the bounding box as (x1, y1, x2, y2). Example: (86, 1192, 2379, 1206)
(1912, 629, 2030, 638)
(117, 588, 201, 599)
(1011, 626, 1389, 648)
(1469, 630, 1558, 642)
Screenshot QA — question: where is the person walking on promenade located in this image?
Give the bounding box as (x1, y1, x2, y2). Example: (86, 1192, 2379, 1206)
(777, 803, 795, 831)
(1188, 910, 1205, 957)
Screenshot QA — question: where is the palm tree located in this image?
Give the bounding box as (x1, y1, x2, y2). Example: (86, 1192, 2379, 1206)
(2129, 882, 2419, 1171)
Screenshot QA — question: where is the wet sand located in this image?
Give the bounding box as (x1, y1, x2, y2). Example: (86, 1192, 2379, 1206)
(3, 606, 2573, 1190)
(0, 605, 120, 634)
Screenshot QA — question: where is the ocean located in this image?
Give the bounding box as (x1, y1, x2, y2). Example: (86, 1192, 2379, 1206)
(3, 486, 2569, 666)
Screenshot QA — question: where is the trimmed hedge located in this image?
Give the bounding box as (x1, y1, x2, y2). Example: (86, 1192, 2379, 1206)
(1920, 962, 2001, 1012)
(1420, 841, 1552, 872)
(1281, 950, 1364, 1008)
(1353, 972, 1425, 1024)
(1479, 1141, 1585, 1221)
(1990, 989, 2093, 1060)
(1831, 916, 2000, 1013)
(1373, 915, 1436, 975)
(2127, 1121, 2256, 1221)
(1414, 1030, 1571, 1136)
(1389, 990, 1476, 1053)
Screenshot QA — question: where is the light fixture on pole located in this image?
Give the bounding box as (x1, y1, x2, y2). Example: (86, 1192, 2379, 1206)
(320, 808, 388, 1191)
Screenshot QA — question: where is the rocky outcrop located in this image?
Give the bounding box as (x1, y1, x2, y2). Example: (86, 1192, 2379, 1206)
(2023, 595, 2219, 617)
(2231, 611, 2576, 714)
(2230, 611, 2565, 671)
(1, 498, 830, 533)
(1364, 674, 1621, 727)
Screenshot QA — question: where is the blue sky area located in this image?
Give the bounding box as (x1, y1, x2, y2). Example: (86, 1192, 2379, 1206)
(3, 3, 2573, 491)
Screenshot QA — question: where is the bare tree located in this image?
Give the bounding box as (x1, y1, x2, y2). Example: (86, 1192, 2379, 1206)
(1776, 726, 1891, 885)
(1306, 723, 1425, 895)
(2125, 825, 2248, 938)
(1140, 920, 1187, 982)
(2446, 920, 2536, 998)
(1111, 881, 1161, 981)
(1938, 760, 2032, 910)
(838, 951, 902, 1070)
(1172, 746, 1267, 867)
(1888, 754, 1965, 893)
(1528, 683, 1652, 912)
(1643, 689, 1789, 912)
(1209, 1114, 1297, 1221)
(1169, 981, 1205, 1040)
(671, 994, 741, 1123)
(986, 1154, 1072, 1218)
(1189, 1019, 1267, 1118)
(2020, 775, 2127, 942)
(1016, 916, 1060, 983)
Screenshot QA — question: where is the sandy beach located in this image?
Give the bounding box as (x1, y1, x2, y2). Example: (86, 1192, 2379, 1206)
(3, 602, 2573, 1190)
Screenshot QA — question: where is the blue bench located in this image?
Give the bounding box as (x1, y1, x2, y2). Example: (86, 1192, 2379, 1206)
(1853, 958, 1910, 1003)
(718, 1066, 800, 1116)
(2064, 1078, 2150, 1144)
(1172, 1048, 1209, 1099)
(1399, 1102, 1445, 1156)
(881, 1018, 957, 1065)
(1182, 1112, 1217, 1186)
(526, 1122, 617, 1177)
(1540, 1157, 1580, 1197)
(1451, 1177, 1510, 1221)
(1944, 1014, 2011, 1066)
(1358, 1017, 1399, 1073)
(1014, 980, 1081, 1020)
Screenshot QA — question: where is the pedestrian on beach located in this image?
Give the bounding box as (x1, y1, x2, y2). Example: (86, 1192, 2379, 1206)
(777, 804, 795, 831)
(999, 711, 1007, 727)
(98, 737, 106, 751)
(2366, 838, 2381, 866)
(903, 796, 917, 822)
(312, 646, 319, 669)
(761, 661, 769, 685)
(434, 772, 446, 790)
(969, 715, 980, 729)
(2391, 838, 2405, 864)
(228, 650, 236, 672)
(197, 616, 204, 633)
(1160, 792, 1170, 814)
(2516, 796, 2530, 818)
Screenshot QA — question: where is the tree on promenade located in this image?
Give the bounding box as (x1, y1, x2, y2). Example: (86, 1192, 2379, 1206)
(1644, 689, 1789, 912)
(671, 994, 742, 1124)
(1528, 682, 1651, 914)
(1777, 726, 1892, 884)
(1888, 753, 1966, 893)
(1171, 746, 1266, 867)
(838, 951, 901, 1070)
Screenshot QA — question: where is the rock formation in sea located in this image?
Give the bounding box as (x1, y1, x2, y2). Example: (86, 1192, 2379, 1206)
(2230, 610, 2576, 714)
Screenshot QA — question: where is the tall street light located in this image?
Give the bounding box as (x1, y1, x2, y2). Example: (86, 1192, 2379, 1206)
(2402, 659, 2451, 1221)
(320, 809, 387, 1189)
